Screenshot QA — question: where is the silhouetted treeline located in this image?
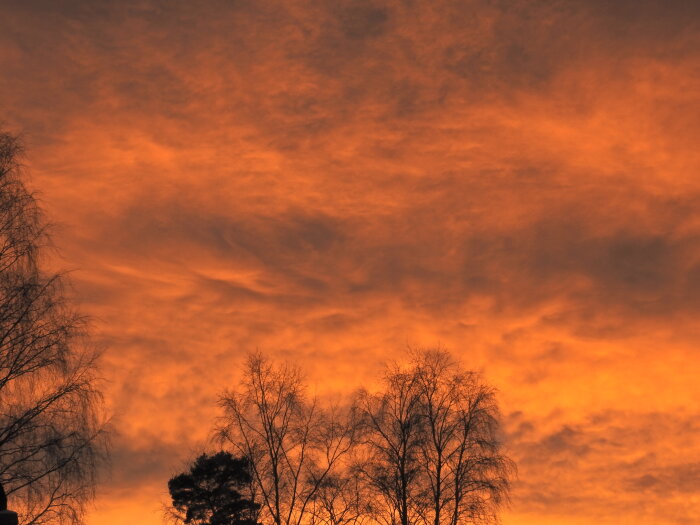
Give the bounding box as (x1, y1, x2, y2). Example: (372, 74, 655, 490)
(182, 349, 513, 525)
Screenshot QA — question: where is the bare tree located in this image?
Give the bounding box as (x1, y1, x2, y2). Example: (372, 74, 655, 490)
(218, 353, 355, 525)
(357, 350, 514, 525)
(215, 350, 513, 525)
(355, 364, 425, 525)
(307, 471, 369, 525)
(413, 350, 514, 525)
(0, 131, 108, 525)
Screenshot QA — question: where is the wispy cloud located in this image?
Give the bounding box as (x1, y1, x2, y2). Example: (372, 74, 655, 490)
(1, 1, 699, 523)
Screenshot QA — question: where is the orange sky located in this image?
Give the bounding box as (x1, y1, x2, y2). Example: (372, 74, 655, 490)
(1, 1, 700, 524)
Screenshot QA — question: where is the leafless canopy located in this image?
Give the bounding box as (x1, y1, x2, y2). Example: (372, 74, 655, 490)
(356, 349, 515, 525)
(217, 350, 514, 525)
(0, 132, 108, 525)
(218, 353, 356, 525)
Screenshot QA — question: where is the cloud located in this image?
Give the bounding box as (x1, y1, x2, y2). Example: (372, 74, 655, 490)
(508, 410, 700, 524)
(1, 1, 699, 524)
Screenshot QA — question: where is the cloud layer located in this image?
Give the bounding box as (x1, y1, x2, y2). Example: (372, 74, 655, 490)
(1, 1, 699, 524)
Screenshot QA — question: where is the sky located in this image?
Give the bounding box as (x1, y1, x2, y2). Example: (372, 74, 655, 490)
(1, 0, 699, 524)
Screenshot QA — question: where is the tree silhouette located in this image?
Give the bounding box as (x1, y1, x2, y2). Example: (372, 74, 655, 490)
(168, 451, 261, 525)
(357, 349, 515, 525)
(217, 354, 356, 525)
(216, 351, 514, 525)
(356, 362, 424, 525)
(0, 130, 108, 524)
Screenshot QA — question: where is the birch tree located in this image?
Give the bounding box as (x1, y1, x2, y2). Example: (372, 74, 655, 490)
(358, 350, 514, 525)
(218, 354, 355, 525)
(0, 131, 108, 525)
